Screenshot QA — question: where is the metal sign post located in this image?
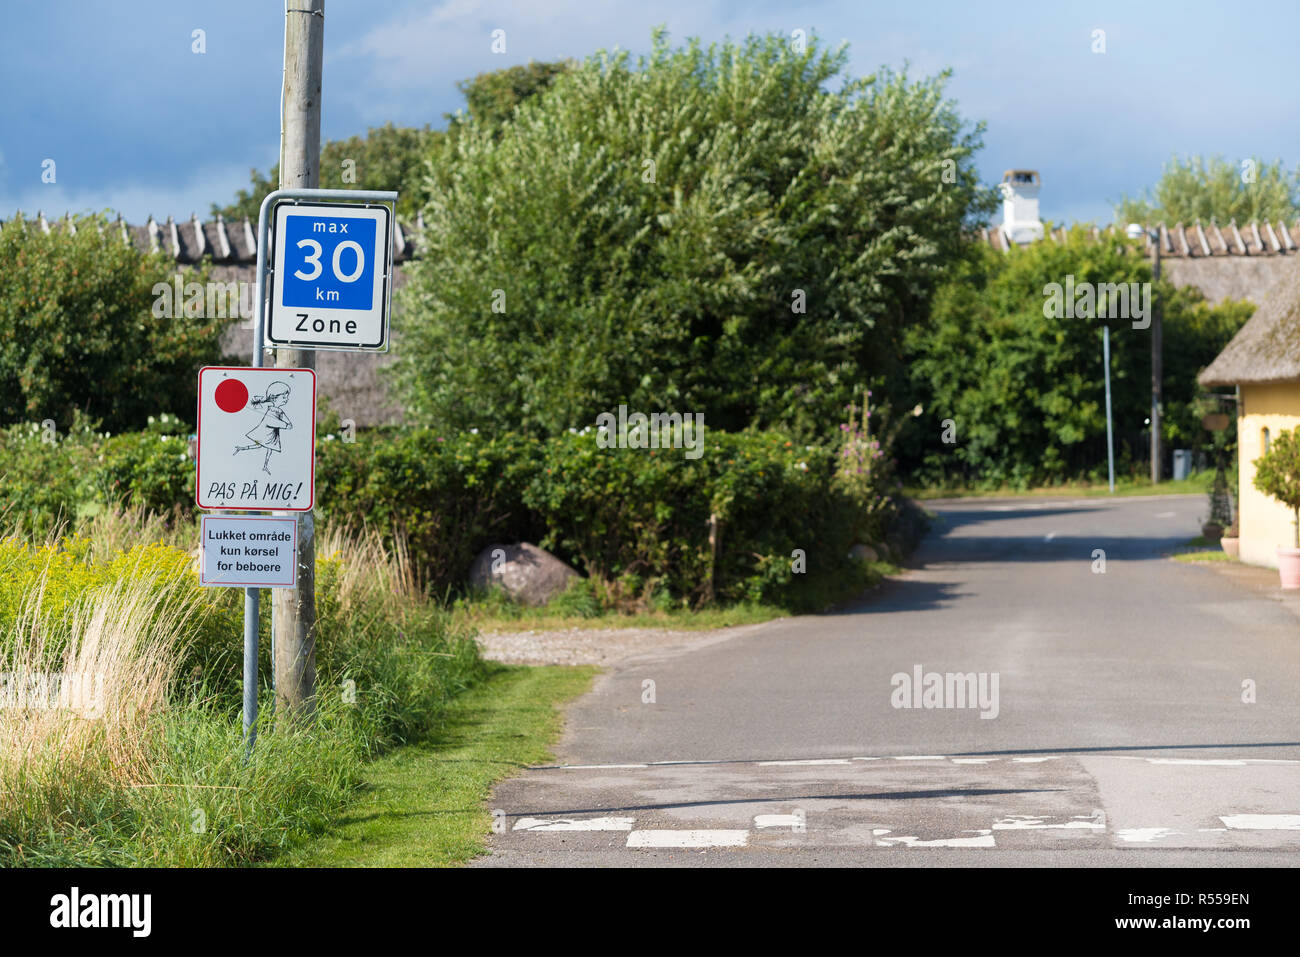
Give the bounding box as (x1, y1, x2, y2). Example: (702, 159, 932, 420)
(232, 187, 398, 749)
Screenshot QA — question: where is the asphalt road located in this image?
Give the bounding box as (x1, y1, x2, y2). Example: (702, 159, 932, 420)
(474, 495, 1300, 866)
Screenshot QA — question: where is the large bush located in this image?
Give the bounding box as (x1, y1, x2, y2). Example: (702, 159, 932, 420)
(0, 214, 223, 433)
(396, 30, 991, 440)
(318, 426, 877, 611)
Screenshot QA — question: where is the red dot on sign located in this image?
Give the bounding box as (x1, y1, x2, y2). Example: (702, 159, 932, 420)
(214, 378, 249, 413)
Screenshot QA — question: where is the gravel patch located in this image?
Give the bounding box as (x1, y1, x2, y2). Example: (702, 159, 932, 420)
(475, 625, 764, 667)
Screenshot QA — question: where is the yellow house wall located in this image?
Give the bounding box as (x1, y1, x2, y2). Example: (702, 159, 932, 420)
(1238, 382, 1300, 567)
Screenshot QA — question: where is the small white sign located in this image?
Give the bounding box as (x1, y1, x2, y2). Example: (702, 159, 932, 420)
(196, 366, 316, 511)
(200, 515, 297, 588)
(267, 200, 392, 351)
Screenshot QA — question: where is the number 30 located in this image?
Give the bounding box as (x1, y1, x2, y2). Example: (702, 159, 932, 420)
(294, 238, 364, 283)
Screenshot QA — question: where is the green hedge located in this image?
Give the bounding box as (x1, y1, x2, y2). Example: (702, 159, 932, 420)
(1, 423, 896, 612)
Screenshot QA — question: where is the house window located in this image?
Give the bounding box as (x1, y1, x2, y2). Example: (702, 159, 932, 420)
(1263, 427, 1271, 453)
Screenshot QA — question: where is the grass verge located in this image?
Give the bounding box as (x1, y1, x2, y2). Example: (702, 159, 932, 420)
(907, 471, 1215, 501)
(453, 600, 790, 633)
(273, 663, 596, 867)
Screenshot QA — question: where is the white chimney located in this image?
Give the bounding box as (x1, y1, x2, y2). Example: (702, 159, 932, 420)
(999, 169, 1044, 245)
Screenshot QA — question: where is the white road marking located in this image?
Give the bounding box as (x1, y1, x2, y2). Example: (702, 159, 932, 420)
(627, 830, 749, 848)
(758, 758, 851, 766)
(876, 829, 995, 848)
(754, 814, 804, 829)
(895, 755, 947, 761)
(852, 756, 883, 762)
(1012, 757, 1057, 763)
(1154, 511, 1176, 518)
(1146, 758, 1245, 766)
(1220, 814, 1300, 830)
(1043, 532, 1057, 542)
(513, 817, 635, 831)
(951, 758, 999, 764)
(1117, 827, 1178, 843)
(558, 764, 649, 770)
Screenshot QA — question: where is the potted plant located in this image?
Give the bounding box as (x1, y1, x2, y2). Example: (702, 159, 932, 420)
(1251, 427, 1300, 587)
(1220, 521, 1239, 558)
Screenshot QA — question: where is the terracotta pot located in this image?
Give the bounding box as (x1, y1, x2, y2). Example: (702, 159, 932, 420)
(1277, 547, 1300, 589)
(1221, 537, 1240, 558)
(1202, 522, 1224, 541)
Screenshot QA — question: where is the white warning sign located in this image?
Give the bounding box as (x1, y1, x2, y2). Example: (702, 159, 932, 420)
(196, 366, 316, 511)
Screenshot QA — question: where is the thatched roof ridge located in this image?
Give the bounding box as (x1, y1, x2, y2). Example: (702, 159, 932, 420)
(1200, 258, 1300, 387)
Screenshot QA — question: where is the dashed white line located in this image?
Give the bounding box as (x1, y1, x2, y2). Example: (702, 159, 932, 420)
(1117, 827, 1178, 843)
(758, 758, 851, 766)
(627, 830, 749, 848)
(754, 814, 804, 829)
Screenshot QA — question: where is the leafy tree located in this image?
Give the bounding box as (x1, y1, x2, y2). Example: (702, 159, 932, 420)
(212, 62, 571, 222)
(1253, 428, 1300, 547)
(1115, 155, 1300, 225)
(212, 124, 439, 221)
(0, 214, 224, 432)
(902, 228, 1251, 488)
(453, 60, 572, 131)
(396, 30, 992, 439)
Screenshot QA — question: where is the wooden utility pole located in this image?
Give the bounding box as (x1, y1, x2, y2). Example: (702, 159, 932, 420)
(1150, 234, 1163, 484)
(274, 0, 323, 719)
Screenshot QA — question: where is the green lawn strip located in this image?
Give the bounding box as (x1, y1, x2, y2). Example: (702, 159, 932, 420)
(457, 601, 790, 634)
(274, 663, 596, 867)
(907, 472, 1215, 501)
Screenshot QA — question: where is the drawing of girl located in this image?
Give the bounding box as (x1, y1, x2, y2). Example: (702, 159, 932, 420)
(233, 381, 292, 475)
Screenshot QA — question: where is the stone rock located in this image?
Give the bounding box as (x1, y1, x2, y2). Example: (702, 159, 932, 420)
(848, 543, 879, 563)
(469, 542, 580, 606)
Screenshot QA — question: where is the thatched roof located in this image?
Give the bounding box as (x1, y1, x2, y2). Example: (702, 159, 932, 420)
(0, 209, 423, 265)
(982, 219, 1300, 257)
(1200, 257, 1300, 387)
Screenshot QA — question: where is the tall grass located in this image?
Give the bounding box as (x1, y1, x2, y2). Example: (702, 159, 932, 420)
(0, 511, 485, 866)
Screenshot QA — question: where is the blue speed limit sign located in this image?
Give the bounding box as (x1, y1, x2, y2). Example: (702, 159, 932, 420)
(268, 201, 392, 351)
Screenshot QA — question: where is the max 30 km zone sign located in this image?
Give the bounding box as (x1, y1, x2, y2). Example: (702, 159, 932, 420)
(196, 366, 317, 510)
(267, 200, 392, 351)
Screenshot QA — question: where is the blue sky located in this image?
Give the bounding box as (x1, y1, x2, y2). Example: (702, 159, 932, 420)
(2, 0, 1297, 226)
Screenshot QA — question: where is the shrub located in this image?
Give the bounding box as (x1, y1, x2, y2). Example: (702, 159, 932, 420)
(522, 429, 867, 611)
(0, 214, 223, 433)
(1253, 427, 1300, 548)
(94, 431, 195, 515)
(0, 415, 99, 535)
(315, 429, 540, 599)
